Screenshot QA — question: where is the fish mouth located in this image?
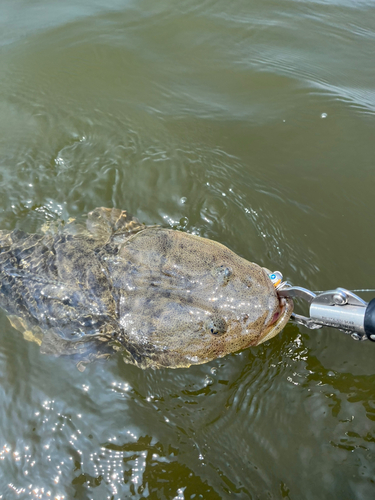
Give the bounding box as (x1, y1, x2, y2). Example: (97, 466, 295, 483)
(256, 295, 294, 345)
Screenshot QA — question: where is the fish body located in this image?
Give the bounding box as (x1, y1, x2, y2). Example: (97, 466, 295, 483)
(0, 208, 293, 368)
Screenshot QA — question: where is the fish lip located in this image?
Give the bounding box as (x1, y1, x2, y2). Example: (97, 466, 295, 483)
(256, 295, 294, 345)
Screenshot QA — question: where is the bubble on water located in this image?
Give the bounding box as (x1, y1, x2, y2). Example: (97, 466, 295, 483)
(210, 367, 217, 375)
(179, 217, 189, 228)
(204, 377, 213, 386)
(180, 197, 187, 204)
(321, 113, 327, 118)
(173, 487, 186, 500)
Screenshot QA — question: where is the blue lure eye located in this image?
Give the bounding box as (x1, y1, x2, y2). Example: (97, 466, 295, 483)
(268, 271, 283, 287)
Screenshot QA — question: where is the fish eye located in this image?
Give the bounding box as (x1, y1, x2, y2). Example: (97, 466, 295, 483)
(205, 315, 227, 336)
(212, 265, 232, 285)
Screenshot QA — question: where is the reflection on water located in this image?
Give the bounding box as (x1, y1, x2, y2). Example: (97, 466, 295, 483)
(1, 321, 374, 498)
(0, 0, 375, 498)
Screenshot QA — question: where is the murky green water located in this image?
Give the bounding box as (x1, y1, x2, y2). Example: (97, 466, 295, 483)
(0, 0, 375, 498)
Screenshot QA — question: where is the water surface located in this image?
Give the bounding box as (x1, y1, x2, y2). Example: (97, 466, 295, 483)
(0, 0, 375, 498)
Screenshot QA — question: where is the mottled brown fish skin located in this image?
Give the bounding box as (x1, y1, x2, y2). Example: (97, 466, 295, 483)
(0, 208, 293, 368)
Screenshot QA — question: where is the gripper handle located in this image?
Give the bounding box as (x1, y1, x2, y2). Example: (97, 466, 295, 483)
(364, 299, 375, 341)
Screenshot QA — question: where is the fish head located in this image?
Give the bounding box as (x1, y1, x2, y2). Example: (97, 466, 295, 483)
(117, 228, 293, 368)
